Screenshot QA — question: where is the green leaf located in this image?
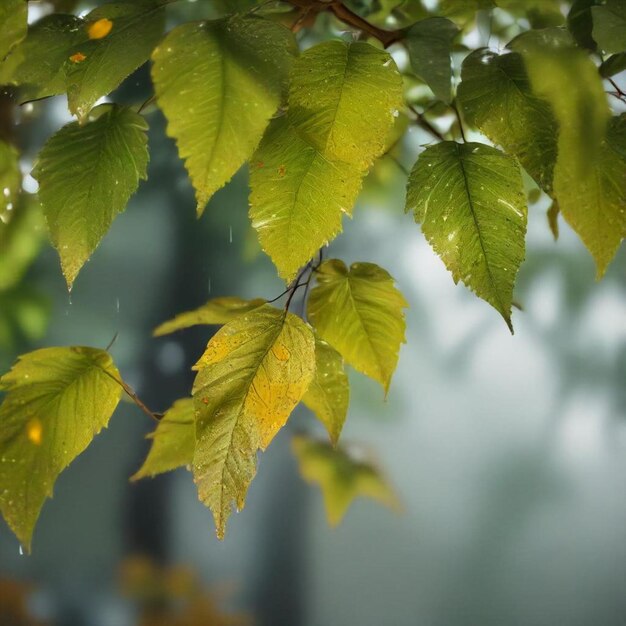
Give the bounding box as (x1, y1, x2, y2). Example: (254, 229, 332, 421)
(33, 104, 149, 289)
(0, 347, 122, 550)
(65, 1, 166, 120)
(249, 116, 364, 282)
(405, 18, 459, 104)
(292, 434, 399, 526)
(592, 0, 626, 54)
(0, 0, 27, 61)
(439, 0, 495, 20)
(307, 260, 407, 392)
(0, 15, 85, 104)
(192, 305, 315, 538)
(547, 200, 560, 241)
(0, 195, 46, 291)
(132, 399, 195, 480)
(600, 52, 626, 77)
(249, 41, 402, 280)
(406, 141, 527, 331)
(152, 16, 296, 215)
(457, 49, 558, 194)
(567, 0, 598, 50)
(303, 338, 349, 446)
(288, 41, 403, 169)
(153, 296, 266, 336)
(0, 140, 21, 221)
(514, 39, 622, 276)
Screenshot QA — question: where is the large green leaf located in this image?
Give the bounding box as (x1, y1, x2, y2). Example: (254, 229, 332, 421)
(0, 140, 21, 222)
(132, 399, 195, 480)
(33, 104, 149, 289)
(0, 0, 27, 61)
(65, 1, 166, 120)
(153, 296, 266, 336)
(592, 0, 626, 53)
(249, 40, 402, 280)
(457, 49, 558, 193)
(288, 41, 403, 169)
(307, 260, 407, 392)
(303, 338, 349, 446)
(405, 18, 459, 104)
(567, 0, 598, 50)
(192, 305, 315, 538)
(406, 141, 527, 330)
(152, 16, 296, 215)
(292, 435, 399, 526)
(0, 347, 122, 550)
(249, 116, 364, 281)
(513, 38, 622, 276)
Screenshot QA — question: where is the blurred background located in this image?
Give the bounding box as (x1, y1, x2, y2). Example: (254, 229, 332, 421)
(1, 1, 625, 625)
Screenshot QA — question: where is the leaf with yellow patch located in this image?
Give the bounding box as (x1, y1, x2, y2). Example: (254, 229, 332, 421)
(192, 305, 315, 539)
(307, 260, 407, 393)
(0, 347, 122, 550)
(292, 435, 400, 526)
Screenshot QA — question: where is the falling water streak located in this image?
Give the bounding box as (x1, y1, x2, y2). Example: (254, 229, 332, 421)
(229, 226, 233, 244)
(208, 277, 212, 294)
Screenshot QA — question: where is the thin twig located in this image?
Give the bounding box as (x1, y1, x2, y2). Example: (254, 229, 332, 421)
(100, 368, 163, 422)
(407, 104, 446, 142)
(451, 101, 467, 143)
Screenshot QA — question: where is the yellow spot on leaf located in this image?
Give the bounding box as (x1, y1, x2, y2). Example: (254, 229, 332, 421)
(26, 418, 43, 446)
(70, 52, 87, 63)
(88, 18, 113, 40)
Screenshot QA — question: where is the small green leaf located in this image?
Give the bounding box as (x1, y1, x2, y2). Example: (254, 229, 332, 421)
(307, 260, 407, 392)
(192, 305, 315, 539)
(457, 49, 558, 193)
(0, 347, 122, 550)
(547, 201, 560, 241)
(33, 104, 149, 289)
(152, 16, 296, 215)
(406, 141, 527, 331)
(0, 0, 27, 61)
(567, 0, 598, 50)
(292, 435, 400, 527)
(65, 1, 165, 120)
(303, 338, 349, 446)
(592, 0, 626, 54)
(600, 52, 626, 77)
(405, 18, 459, 104)
(153, 297, 266, 336)
(132, 399, 195, 481)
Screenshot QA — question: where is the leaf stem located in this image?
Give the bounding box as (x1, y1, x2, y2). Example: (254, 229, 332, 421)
(408, 104, 446, 142)
(452, 100, 467, 143)
(100, 368, 163, 422)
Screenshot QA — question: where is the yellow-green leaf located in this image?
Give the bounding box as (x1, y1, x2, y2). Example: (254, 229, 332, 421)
(0, 0, 27, 61)
(406, 141, 527, 331)
(292, 435, 400, 526)
(65, 1, 165, 120)
(0, 347, 122, 550)
(33, 104, 149, 289)
(249, 117, 364, 281)
(192, 305, 315, 539)
(307, 260, 407, 392)
(132, 399, 195, 481)
(303, 338, 349, 446)
(457, 49, 558, 193)
(152, 16, 296, 215)
(153, 297, 266, 337)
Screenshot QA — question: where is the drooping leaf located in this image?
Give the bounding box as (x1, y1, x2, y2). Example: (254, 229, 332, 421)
(307, 260, 407, 392)
(132, 399, 195, 480)
(600, 52, 626, 77)
(0, 0, 27, 61)
(288, 41, 403, 169)
(0, 15, 84, 103)
(65, 1, 166, 120)
(152, 16, 296, 215)
(250, 40, 402, 280)
(405, 18, 459, 104)
(547, 201, 560, 241)
(0, 347, 122, 550)
(153, 297, 266, 336)
(249, 116, 364, 282)
(33, 104, 149, 288)
(567, 0, 598, 50)
(514, 39, 623, 276)
(303, 338, 349, 446)
(0, 140, 21, 222)
(192, 305, 315, 538)
(591, 0, 626, 54)
(0, 195, 46, 291)
(406, 141, 527, 330)
(457, 49, 558, 193)
(292, 435, 400, 526)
